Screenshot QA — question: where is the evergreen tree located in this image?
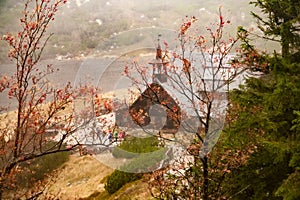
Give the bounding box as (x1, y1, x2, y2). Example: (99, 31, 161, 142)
(222, 0, 300, 199)
(250, 0, 300, 57)
(224, 55, 300, 199)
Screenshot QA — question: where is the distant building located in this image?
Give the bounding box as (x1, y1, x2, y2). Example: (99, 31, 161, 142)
(128, 37, 181, 134)
(120, 36, 243, 135)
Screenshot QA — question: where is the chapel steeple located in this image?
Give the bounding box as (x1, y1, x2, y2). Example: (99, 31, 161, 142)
(149, 34, 169, 83)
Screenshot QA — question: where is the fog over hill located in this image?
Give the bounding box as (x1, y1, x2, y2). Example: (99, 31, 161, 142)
(0, 0, 279, 110)
(0, 0, 265, 63)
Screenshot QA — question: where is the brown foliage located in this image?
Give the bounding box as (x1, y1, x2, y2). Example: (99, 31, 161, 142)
(0, 0, 84, 198)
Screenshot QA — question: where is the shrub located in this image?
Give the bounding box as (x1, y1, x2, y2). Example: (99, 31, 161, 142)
(104, 170, 142, 194)
(111, 136, 160, 158)
(105, 136, 168, 194)
(119, 147, 167, 173)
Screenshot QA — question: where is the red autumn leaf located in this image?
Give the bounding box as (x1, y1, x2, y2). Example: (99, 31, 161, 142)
(182, 58, 191, 73)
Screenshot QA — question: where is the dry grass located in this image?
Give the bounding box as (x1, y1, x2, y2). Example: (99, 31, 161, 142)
(45, 154, 114, 199)
(1, 88, 154, 199)
(44, 153, 154, 200)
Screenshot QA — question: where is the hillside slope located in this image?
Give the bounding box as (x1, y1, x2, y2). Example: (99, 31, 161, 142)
(44, 153, 153, 200)
(45, 154, 114, 199)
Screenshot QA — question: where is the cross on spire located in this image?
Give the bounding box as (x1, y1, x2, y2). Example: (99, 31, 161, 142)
(156, 34, 162, 59)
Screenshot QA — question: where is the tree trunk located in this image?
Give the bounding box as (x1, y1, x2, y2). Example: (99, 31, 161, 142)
(202, 155, 209, 200)
(281, 21, 291, 58)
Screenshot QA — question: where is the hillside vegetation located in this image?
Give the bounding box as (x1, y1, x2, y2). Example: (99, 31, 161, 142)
(44, 154, 153, 199)
(0, 0, 258, 63)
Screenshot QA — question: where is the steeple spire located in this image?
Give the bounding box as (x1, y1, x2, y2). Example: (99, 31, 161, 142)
(156, 34, 162, 60)
(149, 34, 169, 83)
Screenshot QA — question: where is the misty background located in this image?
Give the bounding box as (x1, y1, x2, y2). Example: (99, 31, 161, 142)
(0, 0, 279, 107)
(0, 0, 266, 63)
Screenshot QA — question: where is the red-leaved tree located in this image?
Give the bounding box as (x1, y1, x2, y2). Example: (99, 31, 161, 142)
(0, 0, 95, 198)
(124, 8, 256, 199)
